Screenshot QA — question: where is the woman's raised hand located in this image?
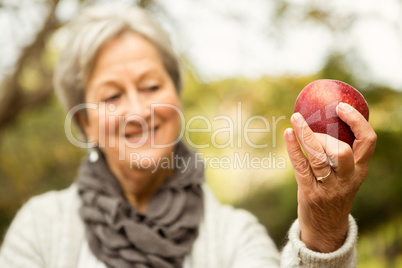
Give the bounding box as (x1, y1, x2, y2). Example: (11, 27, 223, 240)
(284, 102, 377, 253)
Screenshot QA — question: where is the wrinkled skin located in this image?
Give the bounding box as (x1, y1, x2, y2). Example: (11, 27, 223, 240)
(284, 102, 377, 252)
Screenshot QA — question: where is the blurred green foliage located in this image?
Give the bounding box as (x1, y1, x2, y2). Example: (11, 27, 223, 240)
(1, 56, 402, 267)
(0, 96, 86, 237)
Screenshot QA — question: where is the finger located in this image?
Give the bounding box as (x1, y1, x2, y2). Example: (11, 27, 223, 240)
(314, 133, 355, 179)
(291, 113, 332, 179)
(336, 102, 377, 167)
(284, 128, 314, 187)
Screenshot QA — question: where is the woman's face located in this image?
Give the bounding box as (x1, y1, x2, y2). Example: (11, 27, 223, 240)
(82, 32, 182, 177)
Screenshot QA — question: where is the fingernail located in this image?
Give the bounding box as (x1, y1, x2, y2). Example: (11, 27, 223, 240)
(338, 102, 353, 112)
(292, 112, 304, 126)
(286, 129, 295, 141)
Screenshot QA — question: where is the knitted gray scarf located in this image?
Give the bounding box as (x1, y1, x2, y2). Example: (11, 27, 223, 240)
(77, 142, 204, 268)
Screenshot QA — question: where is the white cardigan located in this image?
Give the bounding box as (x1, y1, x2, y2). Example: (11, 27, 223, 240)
(0, 183, 357, 267)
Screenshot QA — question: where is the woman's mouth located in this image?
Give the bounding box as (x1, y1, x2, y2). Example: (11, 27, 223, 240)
(124, 126, 159, 143)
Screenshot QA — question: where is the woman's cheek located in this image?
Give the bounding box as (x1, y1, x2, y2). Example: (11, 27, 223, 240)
(85, 111, 100, 144)
(106, 114, 121, 147)
(159, 93, 182, 119)
(155, 103, 182, 128)
(95, 112, 119, 148)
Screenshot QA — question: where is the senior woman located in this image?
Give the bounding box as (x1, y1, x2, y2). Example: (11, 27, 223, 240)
(0, 4, 376, 268)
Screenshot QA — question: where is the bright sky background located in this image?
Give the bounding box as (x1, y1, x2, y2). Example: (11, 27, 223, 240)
(1, 0, 402, 90)
(158, 0, 402, 89)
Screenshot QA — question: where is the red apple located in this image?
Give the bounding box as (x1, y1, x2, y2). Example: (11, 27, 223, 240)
(294, 79, 369, 148)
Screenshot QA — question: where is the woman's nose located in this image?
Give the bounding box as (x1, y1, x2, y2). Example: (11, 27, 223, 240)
(124, 92, 151, 120)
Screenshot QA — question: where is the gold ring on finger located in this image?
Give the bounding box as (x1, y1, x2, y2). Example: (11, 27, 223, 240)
(316, 169, 332, 184)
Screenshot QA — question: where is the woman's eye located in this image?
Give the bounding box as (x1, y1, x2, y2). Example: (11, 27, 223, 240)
(149, 85, 160, 91)
(105, 94, 120, 102)
(142, 85, 160, 92)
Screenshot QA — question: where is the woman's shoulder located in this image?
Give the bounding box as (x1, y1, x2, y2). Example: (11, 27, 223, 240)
(0, 184, 84, 267)
(8, 183, 83, 239)
(9, 183, 83, 244)
(30, 183, 79, 202)
(24, 183, 80, 215)
(201, 184, 260, 226)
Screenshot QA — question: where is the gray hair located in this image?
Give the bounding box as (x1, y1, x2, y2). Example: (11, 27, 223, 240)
(53, 4, 182, 127)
